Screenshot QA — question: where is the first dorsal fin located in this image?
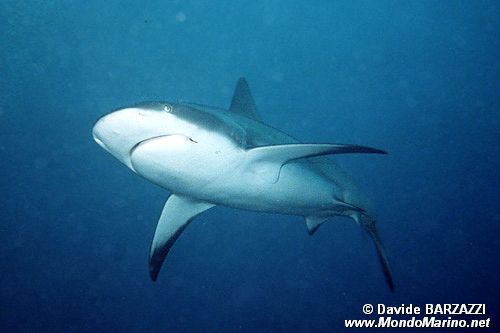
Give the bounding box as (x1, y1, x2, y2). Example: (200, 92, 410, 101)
(229, 77, 261, 121)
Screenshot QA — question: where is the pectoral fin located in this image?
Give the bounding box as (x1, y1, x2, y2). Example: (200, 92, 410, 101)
(247, 143, 387, 183)
(149, 195, 214, 281)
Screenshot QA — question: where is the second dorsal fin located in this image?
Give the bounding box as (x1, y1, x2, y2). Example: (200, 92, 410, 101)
(229, 77, 261, 121)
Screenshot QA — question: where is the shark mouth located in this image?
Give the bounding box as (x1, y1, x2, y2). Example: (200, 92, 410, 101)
(127, 134, 197, 174)
(128, 134, 197, 158)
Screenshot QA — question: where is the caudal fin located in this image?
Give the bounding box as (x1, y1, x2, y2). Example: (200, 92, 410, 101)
(358, 214, 395, 292)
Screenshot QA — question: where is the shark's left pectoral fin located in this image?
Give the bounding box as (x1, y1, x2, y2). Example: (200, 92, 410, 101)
(149, 195, 214, 281)
(249, 143, 387, 163)
(247, 143, 387, 183)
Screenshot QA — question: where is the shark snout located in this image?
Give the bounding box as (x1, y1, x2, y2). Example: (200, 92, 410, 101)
(92, 117, 108, 151)
(92, 110, 128, 149)
(92, 108, 162, 172)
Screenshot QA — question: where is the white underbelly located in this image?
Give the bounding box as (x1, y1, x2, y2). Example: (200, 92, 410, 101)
(130, 136, 335, 216)
(199, 162, 336, 216)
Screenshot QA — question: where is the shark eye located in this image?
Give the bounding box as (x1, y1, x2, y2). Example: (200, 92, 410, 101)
(163, 104, 172, 113)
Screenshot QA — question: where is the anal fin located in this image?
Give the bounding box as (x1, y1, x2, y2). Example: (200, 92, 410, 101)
(305, 216, 329, 235)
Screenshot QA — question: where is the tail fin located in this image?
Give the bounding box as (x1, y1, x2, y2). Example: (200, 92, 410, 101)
(357, 214, 395, 292)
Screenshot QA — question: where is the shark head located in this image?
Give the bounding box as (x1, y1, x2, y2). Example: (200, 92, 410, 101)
(92, 102, 191, 170)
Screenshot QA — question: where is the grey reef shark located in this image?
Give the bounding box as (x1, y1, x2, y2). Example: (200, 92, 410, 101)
(93, 78, 394, 291)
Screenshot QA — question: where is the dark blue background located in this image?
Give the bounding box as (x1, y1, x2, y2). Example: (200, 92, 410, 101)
(1, 1, 498, 331)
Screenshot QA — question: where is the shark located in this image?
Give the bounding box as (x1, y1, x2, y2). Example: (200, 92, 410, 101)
(92, 78, 394, 291)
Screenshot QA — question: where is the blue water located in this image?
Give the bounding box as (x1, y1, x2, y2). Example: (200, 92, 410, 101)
(1, 1, 498, 331)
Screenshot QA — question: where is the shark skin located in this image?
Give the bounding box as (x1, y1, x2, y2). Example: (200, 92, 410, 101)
(93, 78, 394, 291)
